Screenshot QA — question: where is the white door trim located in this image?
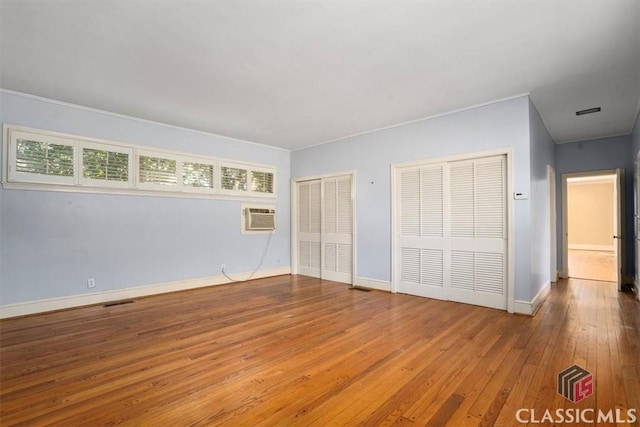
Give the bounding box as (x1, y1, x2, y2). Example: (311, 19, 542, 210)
(615, 168, 625, 291)
(548, 165, 558, 283)
(636, 152, 640, 301)
(391, 148, 514, 313)
(561, 169, 619, 282)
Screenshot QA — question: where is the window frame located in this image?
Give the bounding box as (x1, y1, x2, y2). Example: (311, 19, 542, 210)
(135, 150, 180, 192)
(2, 124, 277, 201)
(219, 161, 277, 198)
(249, 165, 276, 195)
(8, 129, 77, 186)
(79, 141, 134, 189)
(179, 155, 218, 195)
(220, 161, 251, 196)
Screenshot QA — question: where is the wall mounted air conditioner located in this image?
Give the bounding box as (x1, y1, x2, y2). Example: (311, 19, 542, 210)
(245, 207, 276, 231)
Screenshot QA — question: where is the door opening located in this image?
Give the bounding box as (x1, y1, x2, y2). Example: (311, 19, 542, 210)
(562, 170, 622, 285)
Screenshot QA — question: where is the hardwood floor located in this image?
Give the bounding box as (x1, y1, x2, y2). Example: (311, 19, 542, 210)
(1, 275, 638, 426)
(568, 249, 617, 282)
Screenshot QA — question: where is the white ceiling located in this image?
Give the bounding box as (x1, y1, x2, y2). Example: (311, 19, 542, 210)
(1, 1, 639, 151)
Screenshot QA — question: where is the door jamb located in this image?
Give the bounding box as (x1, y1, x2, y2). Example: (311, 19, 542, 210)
(548, 165, 558, 283)
(560, 169, 619, 282)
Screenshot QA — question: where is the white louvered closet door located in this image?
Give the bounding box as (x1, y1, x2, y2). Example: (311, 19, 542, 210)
(321, 176, 353, 284)
(448, 155, 506, 310)
(397, 164, 447, 299)
(395, 154, 507, 310)
(297, 180, 322, 278)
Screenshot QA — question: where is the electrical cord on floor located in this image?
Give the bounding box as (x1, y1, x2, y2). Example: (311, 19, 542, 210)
(221, 230, 275, 282)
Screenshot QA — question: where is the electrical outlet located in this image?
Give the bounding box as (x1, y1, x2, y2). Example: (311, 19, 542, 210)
(87, 278, 95, 288)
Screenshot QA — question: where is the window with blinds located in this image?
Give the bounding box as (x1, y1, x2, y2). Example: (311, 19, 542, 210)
(220, 163, 276, 196)
(83, 148, 129, 182)
(251, 171, 274, 193)
(138, 155, 178, 187)
(221, 166, 248, 191)
(4, 124, 276, 200)
(82, 147, 131, 188)
(183, 161, 214, 189)
(10, 132, 76, 185)
(16, 139, 74, 177)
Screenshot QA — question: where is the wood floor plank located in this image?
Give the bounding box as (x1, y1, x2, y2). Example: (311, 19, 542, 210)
(1, 275, 638, 426)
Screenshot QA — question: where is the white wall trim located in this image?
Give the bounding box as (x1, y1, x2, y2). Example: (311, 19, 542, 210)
(568, 244, 615, 252)
(354, 277, 391, 292)
(0, 88, 289, 152)
(0, 267, 291, 319)
(548, 165, 558, 284)
(554, 132, 633, 146)
(514, 282, 551, 316)
(293, 93, 530, 152)
(391, 147, 514, 170)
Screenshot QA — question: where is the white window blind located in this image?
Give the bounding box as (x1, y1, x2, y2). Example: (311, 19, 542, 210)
(221, 164, 275, 196)
(183, 161, 214, 189)
(221, 166, 248, 191)
(81, 145, 132, 189)
(83, 148, 129, 182)
(16, 139, 74, 177)
(138, 155, 178, 186)
(251, 171, 274, 193)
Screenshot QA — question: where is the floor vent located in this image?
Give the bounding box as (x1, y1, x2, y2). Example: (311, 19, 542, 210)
(350, 287, 371, 292)
(103, 300, 134, 307)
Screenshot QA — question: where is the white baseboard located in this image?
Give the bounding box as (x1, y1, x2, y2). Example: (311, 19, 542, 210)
(568, 244, 614, 252)
(514, 282, 551, 315)
(0, 267, 291, 319)
(354, 277, 391, 292)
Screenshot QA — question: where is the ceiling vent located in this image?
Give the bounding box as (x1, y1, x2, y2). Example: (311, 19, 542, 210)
(575, 107, 601, 116)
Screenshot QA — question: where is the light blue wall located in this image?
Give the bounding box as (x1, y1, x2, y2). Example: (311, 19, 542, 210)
(631, 112, 640, 283)
(292, 96, 533, 301)
(528, 99, 555, 300)
(554, 135, 634, 276)
(633, 112, 640, 158)
(0, 92, 291, 305)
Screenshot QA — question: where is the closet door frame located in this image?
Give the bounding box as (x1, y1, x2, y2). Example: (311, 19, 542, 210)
(291, 171, 356, 285)
(391, 148, 515, 313)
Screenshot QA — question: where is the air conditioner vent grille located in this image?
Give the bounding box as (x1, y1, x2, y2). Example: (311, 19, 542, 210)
(245, 207, 276, 231)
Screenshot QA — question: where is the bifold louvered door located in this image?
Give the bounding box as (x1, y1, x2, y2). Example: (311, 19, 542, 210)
(396, 155, 507, 310)
(397, 164, 448, 300)
(297, 180, 322, 278)
(448, 156, 506, 309)
(321, 176, 353, 283)
(296, 175, 353, 284)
